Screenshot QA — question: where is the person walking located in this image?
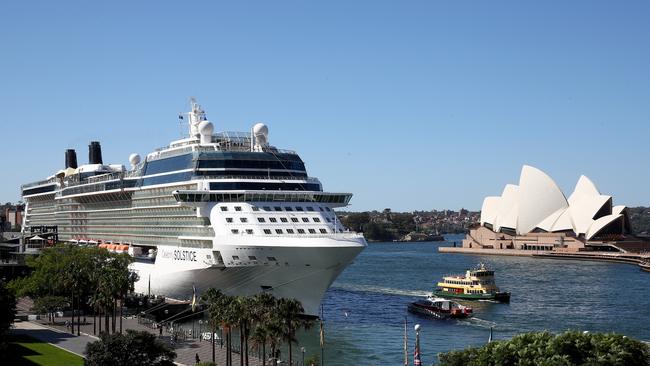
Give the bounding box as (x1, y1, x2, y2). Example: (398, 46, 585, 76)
(195, 353, 200, 365)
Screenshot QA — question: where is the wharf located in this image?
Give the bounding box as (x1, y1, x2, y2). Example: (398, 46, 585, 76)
(439, 246, 650, 269)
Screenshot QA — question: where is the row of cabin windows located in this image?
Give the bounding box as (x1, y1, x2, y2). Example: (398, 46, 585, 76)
(231, 255, 277, 261)
(220, 205, 331, 213)
(230, 228, 329, 235)
(226, 217, 326, 224)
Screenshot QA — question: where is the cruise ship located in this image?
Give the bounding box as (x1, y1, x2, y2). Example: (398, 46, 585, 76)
(20, 99, 367, 315)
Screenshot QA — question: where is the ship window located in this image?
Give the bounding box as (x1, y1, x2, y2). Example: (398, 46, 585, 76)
(275, 229, 283, 234)
(326, 218, 331, 222)
(240, 218, 248, 223)
(302, 217, 309, 222)
(306, 206, 314, 211)
(291, 218, 299, 223)
(252, 206, 260, 211)
(280, 217, 288, 223)
(220, 206, 228, 212)
(249, 256, 257, 260)
(296, 207, 304, 211)
(258, 218, 266, 223)
(264, 229, 272, 234)
(232, 255, 239, 260)
(286, 229, 294, 234)
(297, 229, 305, 234)
(246, 229, 254, 234)
(274, 206, 282, 211)
(325, 207, 331, 211)
(285, 207, 293, 211)
(313, 218, 321, 222)
(226, 218, 233, 223)
(319, 228, 327, 233)
(269, 217, 277, 223)
(235, 206, 242, 211)
(267, 256, 277, 261)
(231, 229, 239, 234)
(308, 229, 316, 234)
(263, 206, 272, 211)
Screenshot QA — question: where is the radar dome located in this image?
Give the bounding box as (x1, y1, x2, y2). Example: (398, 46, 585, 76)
(129, 153, 141, 168)
(198, 121, 214, 144)
(253, 123, 269, 146)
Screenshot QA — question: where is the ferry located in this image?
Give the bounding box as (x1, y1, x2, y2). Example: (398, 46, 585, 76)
(408, 297, 473, 319)
(433, 264, 510, 302)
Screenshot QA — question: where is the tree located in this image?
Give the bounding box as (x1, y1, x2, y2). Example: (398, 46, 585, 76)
(32, 295, 68, 324)
(437, 331, 650, 366)
(275, 298, 314, 366)
(0, 279, 17, 350)
(85, 329, 176, 366)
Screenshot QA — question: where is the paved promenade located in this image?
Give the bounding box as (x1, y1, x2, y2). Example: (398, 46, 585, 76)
(15, 316, 269, 366)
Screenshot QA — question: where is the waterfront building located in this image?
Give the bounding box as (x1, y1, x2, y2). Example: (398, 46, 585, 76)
(463, 165, 648, 253)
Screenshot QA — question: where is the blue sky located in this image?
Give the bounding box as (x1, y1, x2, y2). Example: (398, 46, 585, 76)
(1, 0, 648, 211)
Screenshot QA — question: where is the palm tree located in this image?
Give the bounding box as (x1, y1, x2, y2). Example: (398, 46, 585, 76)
(275, 298, 313, 366)
(250, 324, 269, 366)
(249, 293, 277, 365)
(203, 289, 236, 366)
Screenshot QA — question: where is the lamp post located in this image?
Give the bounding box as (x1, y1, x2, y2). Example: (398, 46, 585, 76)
(301, 347, 306, 366)
(198, 320, 203, 342)
(414, 324, 421, 366)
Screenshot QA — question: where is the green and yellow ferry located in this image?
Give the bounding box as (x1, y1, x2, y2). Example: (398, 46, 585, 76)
(433, 264, 511, 302)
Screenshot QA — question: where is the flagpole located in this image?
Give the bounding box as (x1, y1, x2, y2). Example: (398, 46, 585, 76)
(404, 316, 408, 366)
(320, 304, 325, 366)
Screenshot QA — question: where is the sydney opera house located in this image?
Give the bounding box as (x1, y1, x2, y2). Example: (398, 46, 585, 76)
(463, 165, 646, 253)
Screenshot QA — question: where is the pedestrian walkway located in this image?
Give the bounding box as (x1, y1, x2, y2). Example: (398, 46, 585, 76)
(30, 316, 268, 366)
(11, 321, 95, 357)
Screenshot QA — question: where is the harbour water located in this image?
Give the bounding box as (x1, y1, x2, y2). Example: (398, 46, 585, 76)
(297, 235, 650, 365)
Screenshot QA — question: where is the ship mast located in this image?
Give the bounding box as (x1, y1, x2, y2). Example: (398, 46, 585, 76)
(186, 97, 207, 137)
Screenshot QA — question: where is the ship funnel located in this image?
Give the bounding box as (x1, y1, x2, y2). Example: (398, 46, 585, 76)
(65, 149, 78, 169)
(89, 141, 103, 165)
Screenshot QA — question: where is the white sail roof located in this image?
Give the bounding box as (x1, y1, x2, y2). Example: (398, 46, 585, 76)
(480, 166, 628, 240)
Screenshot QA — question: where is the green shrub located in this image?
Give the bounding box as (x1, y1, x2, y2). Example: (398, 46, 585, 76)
(438, 331, 650, 366)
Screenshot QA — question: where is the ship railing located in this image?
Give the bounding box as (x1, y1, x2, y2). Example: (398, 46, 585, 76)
(197, 175, 319, 182)
(21, 177, 58, 189)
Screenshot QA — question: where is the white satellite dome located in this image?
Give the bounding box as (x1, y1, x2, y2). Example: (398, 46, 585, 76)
(129, 153, 141, 167)
(198, 121, 214, 144)
(253, 123, 269, 146)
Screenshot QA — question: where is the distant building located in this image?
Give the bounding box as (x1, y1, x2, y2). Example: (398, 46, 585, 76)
(4, 206, 24, 231)
(464, 165, 648, 253)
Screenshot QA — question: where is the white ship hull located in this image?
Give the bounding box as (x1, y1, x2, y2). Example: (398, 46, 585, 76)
(131, 235, 365, 315)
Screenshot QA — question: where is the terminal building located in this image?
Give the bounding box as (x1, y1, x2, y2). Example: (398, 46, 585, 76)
(463, 165, 647, 253)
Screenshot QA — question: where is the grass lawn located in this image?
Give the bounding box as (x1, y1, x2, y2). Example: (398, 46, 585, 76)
(7, 334, 84, 366)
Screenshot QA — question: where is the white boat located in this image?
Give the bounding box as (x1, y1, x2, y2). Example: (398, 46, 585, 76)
(20, 98, 367, 315)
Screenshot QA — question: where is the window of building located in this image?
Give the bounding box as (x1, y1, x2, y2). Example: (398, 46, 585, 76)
(275, 229, 283, 234)
(264, 229, 272, 234)
(297, 229, 305, 234)
(240, 217, 248, 223)
(232, 255, 239, 260)
(296, 207, 304, 211)
(286, 229, 294, 234)
(235, 206, 242, 211)
(269, 217, 277, 223)
(280, 217, 288, 223)
(231, 229, 239, 234)
(308, 229, 316, 234)
(306, 206, 314, 211)
(246, 229, 254, 234)
(258, 218, 266, 223)
(220, 206, 228, 212)
(226, 218, 233, 223)
(274, 206, 282, 211)
(320, 228, 328, 234)
(248, 256, 257, 261)
(302, 217, 309, 222)
(313, 218, 321, 222)
(291, 218, 299, 223)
